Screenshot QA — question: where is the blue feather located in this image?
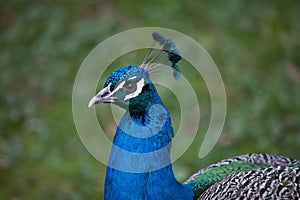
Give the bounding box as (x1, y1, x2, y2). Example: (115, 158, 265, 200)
(102, 70, 194, 199)
(88, 32, 300, 200)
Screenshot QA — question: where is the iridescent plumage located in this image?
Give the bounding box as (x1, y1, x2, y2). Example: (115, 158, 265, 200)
(88, 33, 300, 199)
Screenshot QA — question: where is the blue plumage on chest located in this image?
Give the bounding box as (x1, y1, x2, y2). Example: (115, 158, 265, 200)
(105, 98, 194, 199)
(105, 165, 194, 200)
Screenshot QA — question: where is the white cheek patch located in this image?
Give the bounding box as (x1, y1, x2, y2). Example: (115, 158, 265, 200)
(124, 78, 145, 101)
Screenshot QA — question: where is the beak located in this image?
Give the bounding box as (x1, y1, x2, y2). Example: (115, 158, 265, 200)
(88, 83, 117, 107)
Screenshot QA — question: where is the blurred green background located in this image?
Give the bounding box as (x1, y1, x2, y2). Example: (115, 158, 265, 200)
(1, 1, 300, 199)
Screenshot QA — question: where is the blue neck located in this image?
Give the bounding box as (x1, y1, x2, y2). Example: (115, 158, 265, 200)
(104, 84, 194, 199)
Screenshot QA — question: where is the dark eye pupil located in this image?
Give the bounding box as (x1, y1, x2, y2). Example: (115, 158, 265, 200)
(124, 82, 136, 91)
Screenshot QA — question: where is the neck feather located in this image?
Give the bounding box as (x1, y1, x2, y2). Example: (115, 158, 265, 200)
(104, 86, 194, 199)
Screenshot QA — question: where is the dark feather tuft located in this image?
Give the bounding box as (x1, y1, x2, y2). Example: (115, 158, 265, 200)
(151, 32, 182, 79)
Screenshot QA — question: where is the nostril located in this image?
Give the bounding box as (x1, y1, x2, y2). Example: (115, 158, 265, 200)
(100, 92, 109, 97)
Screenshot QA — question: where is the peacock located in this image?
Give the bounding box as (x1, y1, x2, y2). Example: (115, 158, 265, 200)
(88, 32, 300, 199)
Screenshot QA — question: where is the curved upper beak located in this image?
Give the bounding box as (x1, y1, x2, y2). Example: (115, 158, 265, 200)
(88, 83, 117, 107)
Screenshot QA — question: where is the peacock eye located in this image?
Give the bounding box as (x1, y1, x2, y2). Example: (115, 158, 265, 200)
(123, 81, 137, 92)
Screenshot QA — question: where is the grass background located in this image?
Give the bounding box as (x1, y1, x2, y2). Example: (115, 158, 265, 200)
(1, 1, 300, 199)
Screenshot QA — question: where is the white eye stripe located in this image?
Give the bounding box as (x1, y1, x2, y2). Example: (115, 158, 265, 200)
(107, 81, 125, 97)
(127, 76, 137, 80)
(124, 78, 145, 101)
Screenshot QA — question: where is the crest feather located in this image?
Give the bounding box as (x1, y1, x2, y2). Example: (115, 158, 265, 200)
(141, 32, 182, 80)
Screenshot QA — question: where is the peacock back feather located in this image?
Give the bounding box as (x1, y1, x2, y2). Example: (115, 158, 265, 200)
(185, 154, 300, 199)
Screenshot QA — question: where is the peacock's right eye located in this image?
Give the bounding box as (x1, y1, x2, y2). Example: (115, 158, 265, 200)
(123, 81, 137, 92)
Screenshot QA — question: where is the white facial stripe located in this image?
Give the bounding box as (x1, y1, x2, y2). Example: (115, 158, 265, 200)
(107, 81, 125, 97)
(124, 78, 145, 101)
(127, 76, 137, 80)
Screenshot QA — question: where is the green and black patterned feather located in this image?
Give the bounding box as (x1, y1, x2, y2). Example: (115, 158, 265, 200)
(185, 154, 300, 199)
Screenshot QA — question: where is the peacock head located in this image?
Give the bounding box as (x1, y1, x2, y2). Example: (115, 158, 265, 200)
(88, 65, 152, 110)
(88, 32, 182, 112)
